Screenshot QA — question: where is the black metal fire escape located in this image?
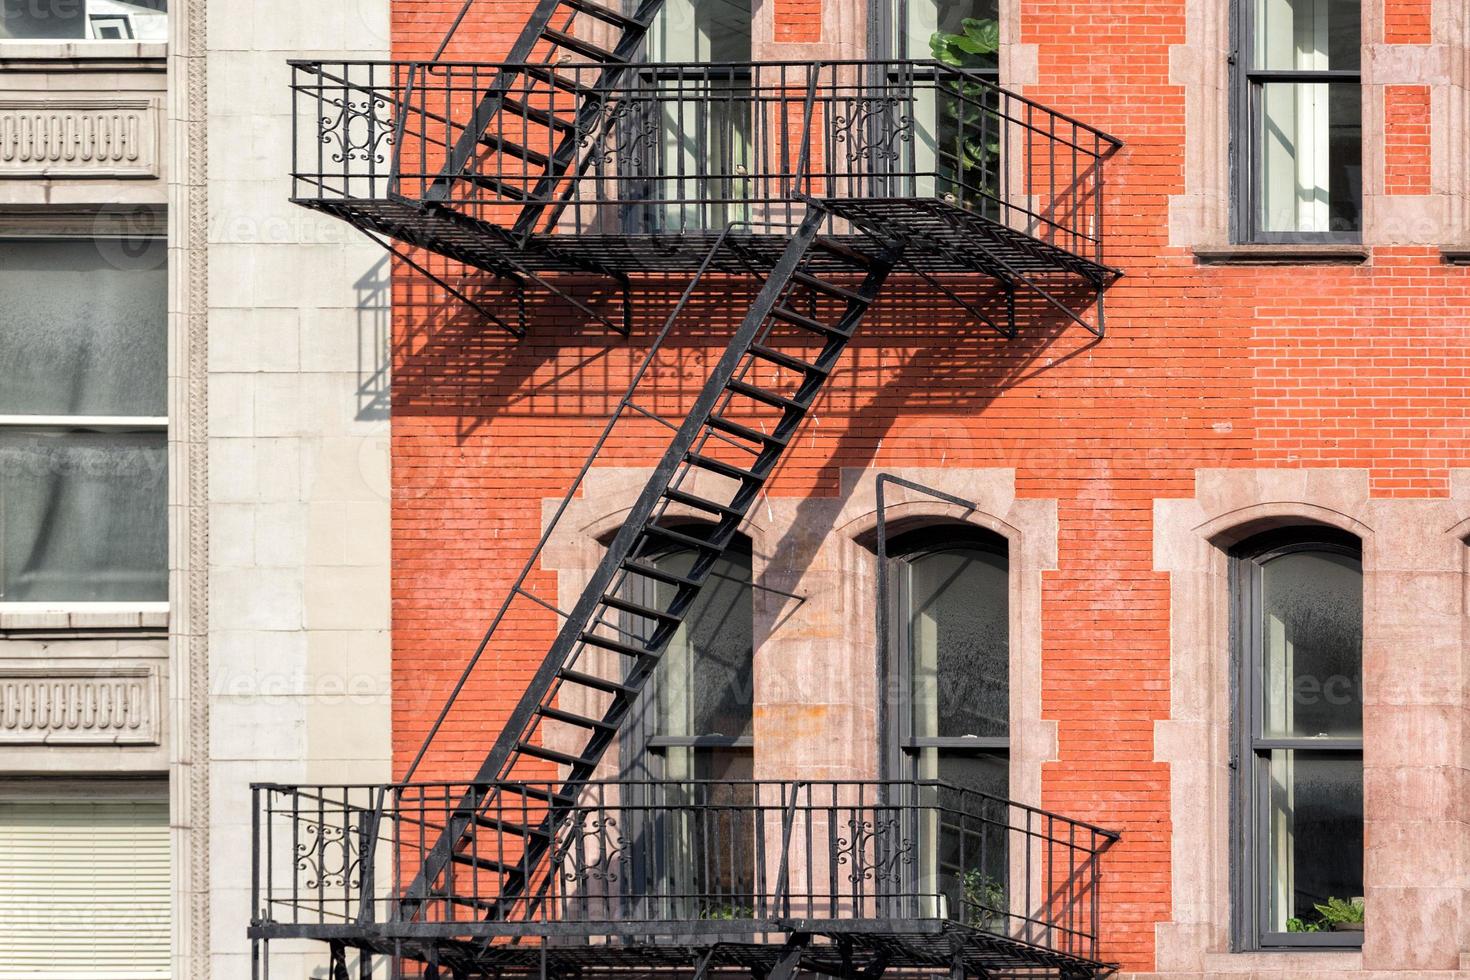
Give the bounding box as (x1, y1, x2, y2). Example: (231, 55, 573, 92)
(255, 2, 1125, 978)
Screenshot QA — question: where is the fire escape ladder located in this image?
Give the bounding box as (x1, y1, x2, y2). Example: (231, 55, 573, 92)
(424, 0, 668, 239)
(397, 205, 906, 920)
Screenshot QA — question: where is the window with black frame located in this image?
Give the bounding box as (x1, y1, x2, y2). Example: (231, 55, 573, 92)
(887, 527, 1009, 928)
(879, 0, 1001, 210)
(1232, 529, 1364, 948)
(1233, 0, 1362, 242)
(628, 0, 752, 233)
(621, 529, 755, 920)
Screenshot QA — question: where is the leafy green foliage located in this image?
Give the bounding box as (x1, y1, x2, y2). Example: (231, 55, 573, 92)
(929, 18, 1000, 69)
(928, 19, 1001, 209)
(1313, 896, 1365, 925)
(1286, 896, 1364, 932)
(962, 869, 1007, 928)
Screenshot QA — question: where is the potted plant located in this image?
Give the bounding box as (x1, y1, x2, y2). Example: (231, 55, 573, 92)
(961, 869, 1008, 934)
(1315, 896, 1365, 933)
(1285, 896, 1364, 933)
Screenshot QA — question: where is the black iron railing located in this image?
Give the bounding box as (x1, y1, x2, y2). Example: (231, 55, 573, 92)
(252, 779, 1118, 961)
(290, 60, 1120, 265)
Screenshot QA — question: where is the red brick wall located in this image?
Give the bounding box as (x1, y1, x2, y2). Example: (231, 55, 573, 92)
(1384, 85, 1433, 196)
(1384, 0, 1432, 44)
(386, 1, 1468, 972)
(774, 0, 822, 42)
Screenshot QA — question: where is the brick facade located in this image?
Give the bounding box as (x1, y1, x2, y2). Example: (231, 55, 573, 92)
(386, 1, 1470, 974)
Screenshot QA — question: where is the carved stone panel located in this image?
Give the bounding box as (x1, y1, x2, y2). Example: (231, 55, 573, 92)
(0, 97, 161, 179)
(0, 665, 161, 745)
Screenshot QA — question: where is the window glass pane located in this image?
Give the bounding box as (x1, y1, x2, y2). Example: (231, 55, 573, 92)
(0, 238, 167, 417)
(1259, 548, 1362, 738)
(1253, 0, 1359, 71)
(642, 0, 752, 233)
(1263, 750, 1363, 933)
(895, 0, 1000, 73)
(0, 427, 167, 601)
(1255, 82, 1361, 236)
(907, 546, 1008, 740)
(925, 753, 1008, 927)
(649, 0, 750, 62)
(648, 544, 753, 740)
(0, 0, 167, 41)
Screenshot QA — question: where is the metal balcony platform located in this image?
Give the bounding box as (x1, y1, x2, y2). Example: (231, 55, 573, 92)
(301, 193, 1121, 286)
(291, 58, 1122, 333)
(281, 923, 1117, 980)
(250, 780, 1120, 980)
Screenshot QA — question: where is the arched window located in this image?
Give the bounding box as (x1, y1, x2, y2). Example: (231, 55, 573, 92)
(886, 526, 1009, 923)
(1232, 528, 1363, 948)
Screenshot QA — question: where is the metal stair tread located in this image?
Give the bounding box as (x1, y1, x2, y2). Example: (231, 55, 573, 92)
(621, 557, 703, 588)
(535, 703, 619, 733)
(748, 343, 828, 376)
(791, 270, 871, 305)
(560, 0, 645, 31)
(478, 133, 552, 169)
(706, 413, 788, 447)
(684, 451, 762, 483)
(726, 377, 806, 411)
(558, 666, 639, 696)
(600, 593, 684, 624)
(768, 305, 849, 338)
(578, 630, 659, 661)
(518, 62, 600, 98)
(500, 96, 579, 133)
(542, 27, 629, 63)
(641, 524, 723, 551)
(516, 741, 595, 769)
(662, 486, 743, 518)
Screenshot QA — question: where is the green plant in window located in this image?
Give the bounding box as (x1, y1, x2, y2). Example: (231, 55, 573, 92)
(1285, 896, 1364, 933)
(961, 868, 1007, 930)
(928, 19, 1002, 210)
(1313, 896, 1365, 926)
(929, 17, 1000, 69)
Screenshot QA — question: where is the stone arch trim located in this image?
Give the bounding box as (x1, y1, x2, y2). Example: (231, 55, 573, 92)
(829, 468, 1057, 806)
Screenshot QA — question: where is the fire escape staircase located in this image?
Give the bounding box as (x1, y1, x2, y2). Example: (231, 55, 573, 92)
(399, 208, 898, 918)
(257, 3, 1129, 978)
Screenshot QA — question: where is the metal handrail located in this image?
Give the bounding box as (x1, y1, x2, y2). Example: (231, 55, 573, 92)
(290, 58, 1123, 263)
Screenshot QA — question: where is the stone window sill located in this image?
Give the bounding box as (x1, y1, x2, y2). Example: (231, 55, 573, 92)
(1194, 244, 1369, 266)
(1201, 949, 1362, 973)
(0, 41, 167, 63)
(0, 603, 169, 633)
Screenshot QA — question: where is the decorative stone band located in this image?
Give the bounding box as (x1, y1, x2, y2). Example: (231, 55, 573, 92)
(0, 665, 161, 745)
(0, 98, 161, 179)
